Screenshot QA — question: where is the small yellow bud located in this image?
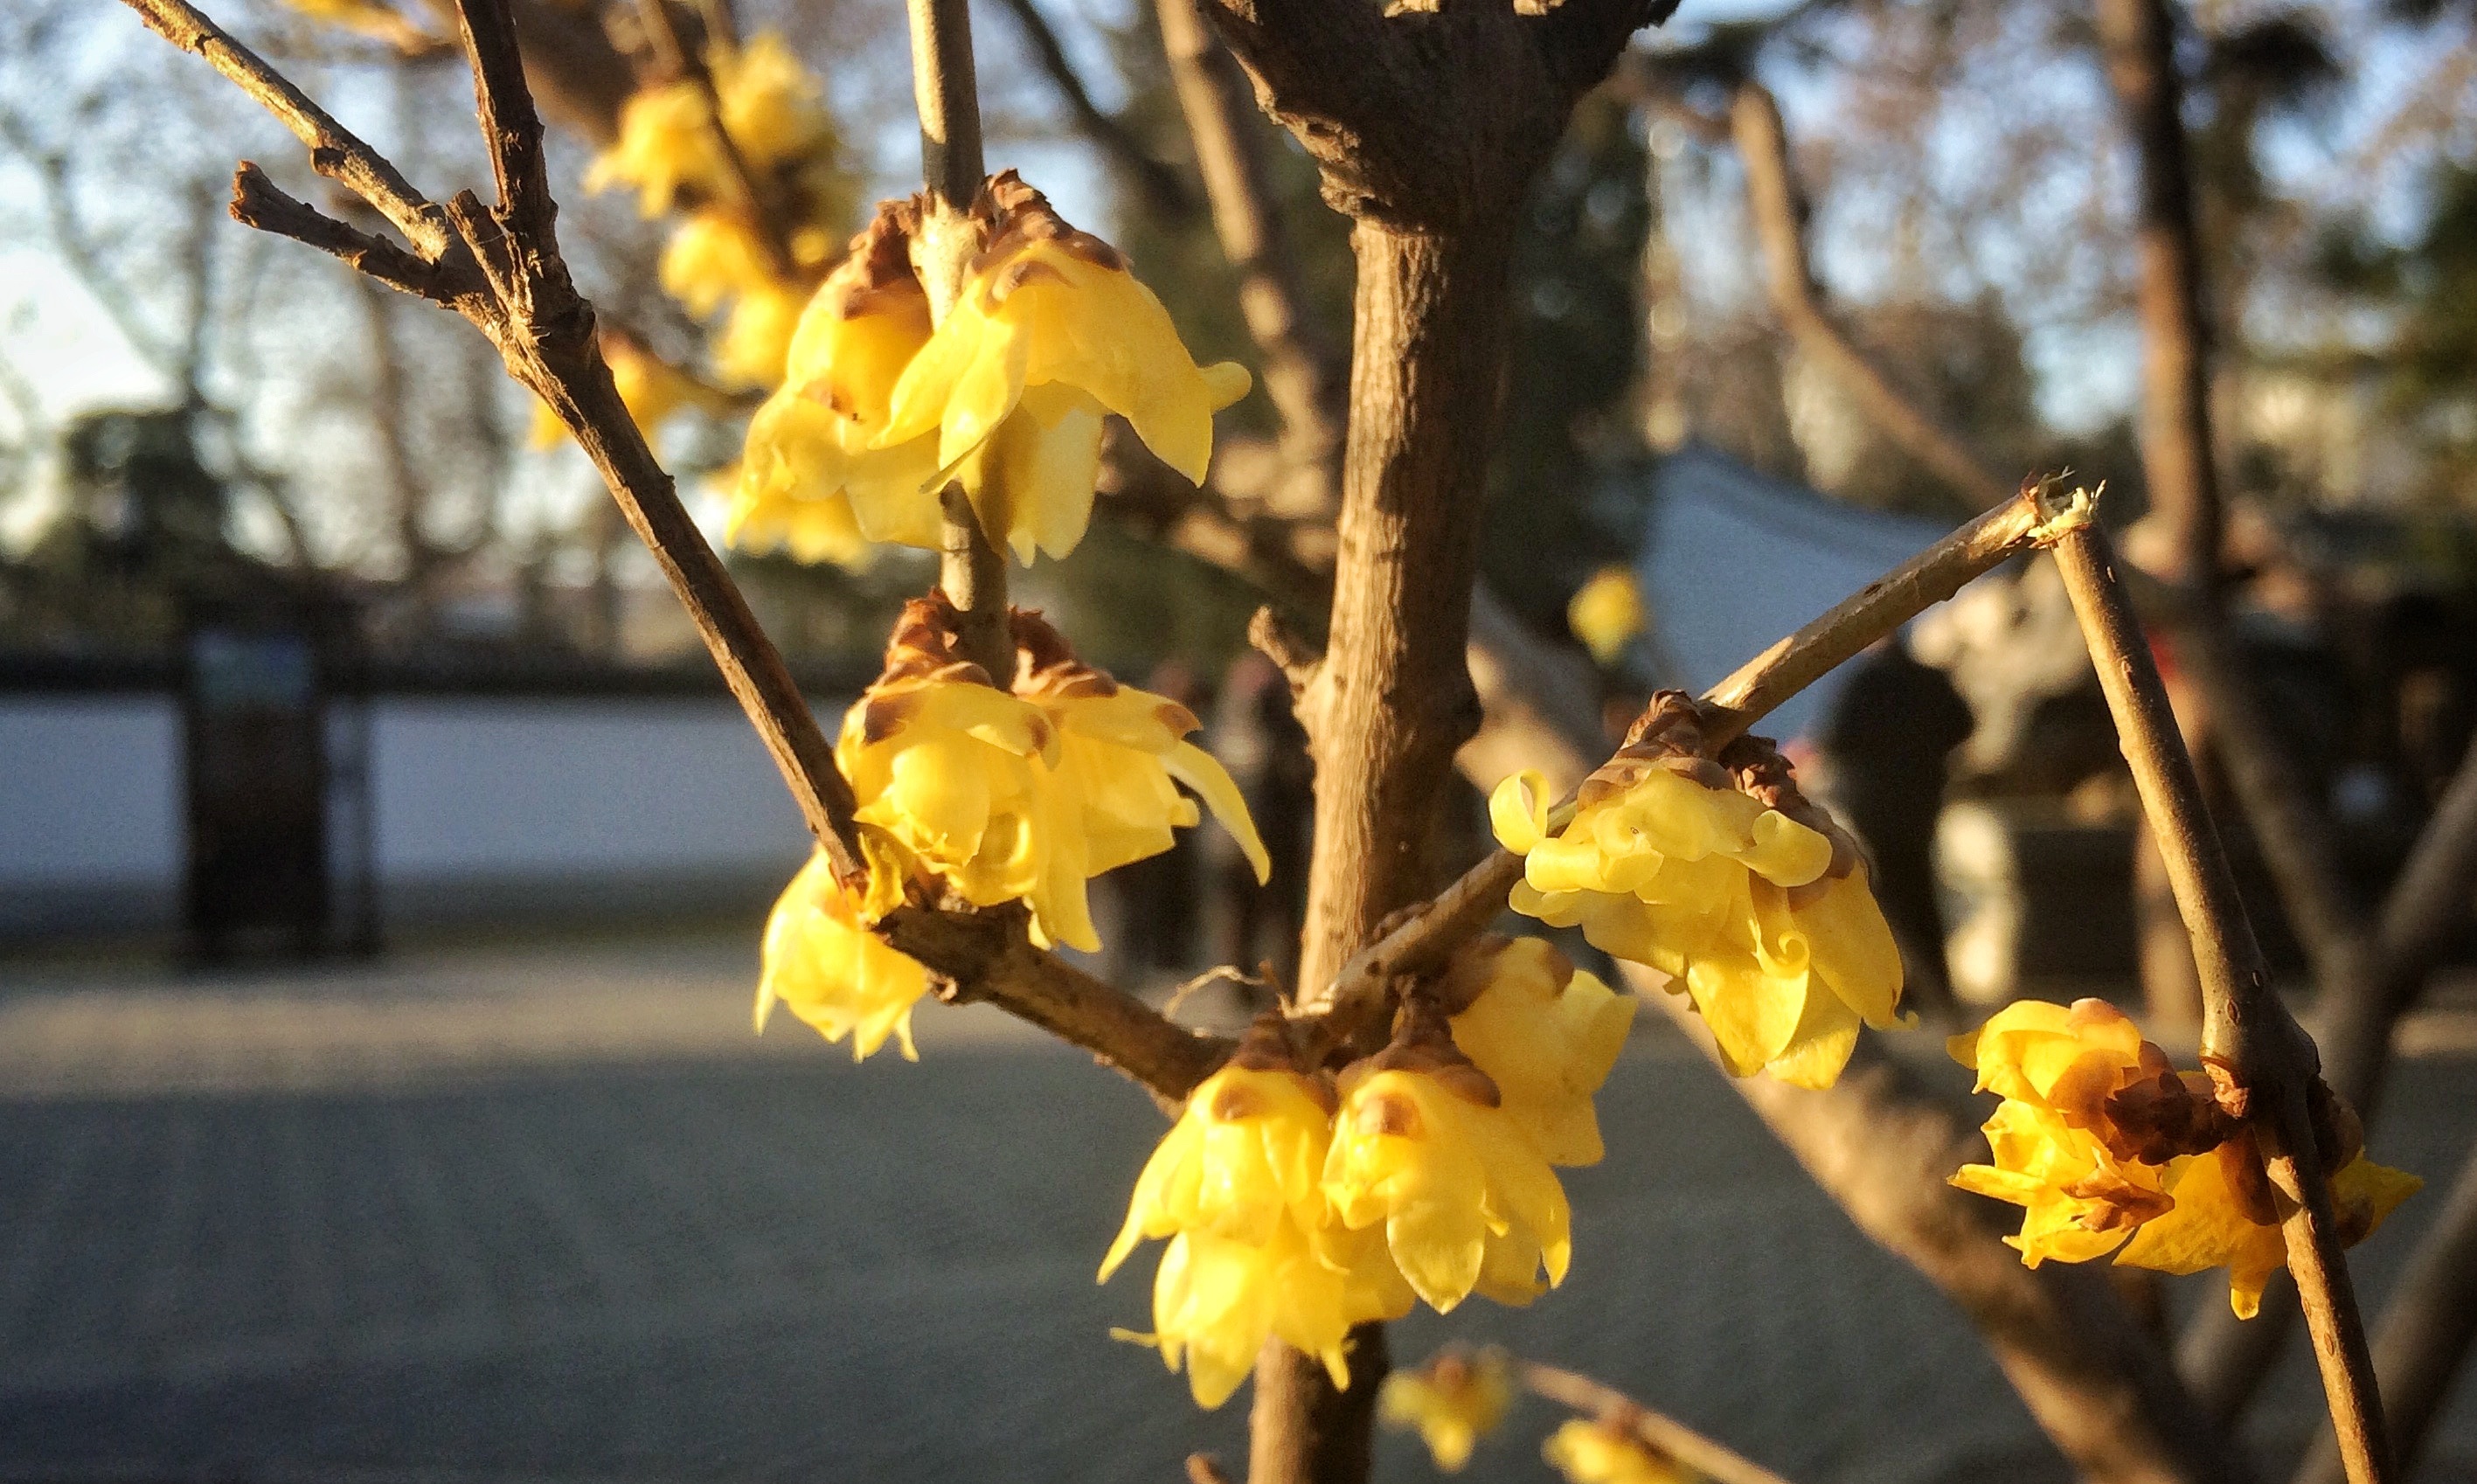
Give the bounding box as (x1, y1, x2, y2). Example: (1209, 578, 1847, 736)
(1378, 1348, 1516, 1473)
(1542, 1419, 1696, 1484)
(1567, 565, 1646, 666)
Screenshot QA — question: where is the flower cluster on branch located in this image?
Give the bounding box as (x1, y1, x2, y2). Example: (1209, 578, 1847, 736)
(1490, 692, 1909, 1089)
(1950, 997, 2420, 1318)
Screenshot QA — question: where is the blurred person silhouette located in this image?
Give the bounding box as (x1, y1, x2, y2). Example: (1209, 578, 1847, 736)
(1205, 649, 1313, 996)
(1814, 633, 1973, 1024)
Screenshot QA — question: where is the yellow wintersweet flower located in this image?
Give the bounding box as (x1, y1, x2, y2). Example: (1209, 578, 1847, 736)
(878, 171, 1250, 489)
(1016, 613, 1269, 885)
(1948, 999, 2186, 1264)
(752, 848, 929, 1062)
(1490, 705, 1907, 1088)
(1568, 565, 1646, 666)
(1438, 937, 1634, 1166)
(279, 0, 432, 48)
(1949, 998, 2422, 1310)
(1543, 1419, 1696, 1484)
(1101, 1022, 1412, 1409)
(2120, 1143, 2420, 1318)
(837, 598, 1269, 954)
(585, 32, 834, 218)
(1378, 1347, 1516, 1473)
(1324, 1022, 1572, 1313)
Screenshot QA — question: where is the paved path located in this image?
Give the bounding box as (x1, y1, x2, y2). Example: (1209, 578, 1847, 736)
(3, 938, 2475, 1483)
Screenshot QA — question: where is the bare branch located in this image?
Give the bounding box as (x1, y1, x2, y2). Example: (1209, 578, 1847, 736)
(123, 0, 450, 257)
(2052, 524, 2391, 1484)
(989, 0, 1195, 222)
(1518, 1361, 1802, 1484)
(228, 163, 463, 300)
(1728, 80, 2012, 510)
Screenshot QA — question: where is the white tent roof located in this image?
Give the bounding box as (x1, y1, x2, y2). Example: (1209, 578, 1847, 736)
(1637, 444, 1956, 741)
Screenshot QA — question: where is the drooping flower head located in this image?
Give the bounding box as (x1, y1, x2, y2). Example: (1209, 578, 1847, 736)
(1378, 1346, 1516, 1474)
(1100, 1017, 1412, 1409)
(753, 844, 929, 1062)
(837, 594, 1267, 954)
(1542, 1418, 1697, 1484)
(1491, 694, 1907, 1088)
(1323, 1007, 1573, 1314)
(1950, 998, 2422, 1314)
(1435, 936, 1635, 1167)
(879, 172, 1252, 489)
(1568, 565, 1646, 666)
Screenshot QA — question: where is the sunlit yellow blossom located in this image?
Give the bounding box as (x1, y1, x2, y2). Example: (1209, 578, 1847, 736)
(1568, 566, 1646, 666)
(2116, 1143, 2421, 1318)
(1949, 998, 2423, 1310)
(1324, 1036, 1572, 1313)
(1440, 937, 1634, 1166)
(584, 32, 834, 218)
(1378, 1348, 1516, 1473)
(1017, 614, 1269, 886)
(878, 172, 1250, 489)
(1543, 1419, 1696, 1484)
(752, 849, 929, 1062)
(1489, 708, 1906, 1088)
(1948, 999, 2185, 1264)
(1102, 1024, 1412, 1409)
(837, 599, 1267, 953)
(713, 280, 809, 389)
(720, 459, 872, 568)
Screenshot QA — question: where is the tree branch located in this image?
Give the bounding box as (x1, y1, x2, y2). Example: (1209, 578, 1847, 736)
(1517, 1361, 1803, 1484)
(989, 0, 1196, 223)
(1728, 80, 2011, 510)
(2052, 524, 2391, 1484)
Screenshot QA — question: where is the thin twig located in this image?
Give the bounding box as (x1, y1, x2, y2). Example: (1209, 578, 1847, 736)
(1294, 475, 2096, 1054)
(1729, 80, 2009, 511)
(990, 0, 1195, 221)
(1518, 1361, 1800, 1484)
(2052, 523, 2391, 1484)
(901, 0, 1011, 682)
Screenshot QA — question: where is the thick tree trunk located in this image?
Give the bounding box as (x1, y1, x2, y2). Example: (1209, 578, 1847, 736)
(1249, 219, 1514, 1484)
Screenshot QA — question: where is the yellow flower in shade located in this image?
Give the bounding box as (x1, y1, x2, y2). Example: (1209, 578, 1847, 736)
(712, 280, 810, 390)
(1948, 998, 2422, 1310)
(752, 848, 929, 1061)
(721, 460, 873, 568)
(530, 331, 720, 450)
(1543, 1419, 1696, 1484)
(1323, 1019, 1572, 1313)
(1568, 565, 1646, 666)
(1438, 937, 1634, 1166)
(877, 171, 1250, 489)
(1378, 1347, 1516, 1473)
(836, 598, 1267, 954)
(1101, 1021, 1412, 1409)
(585, 32, 834, 218)
(1489, 702, 1907, 1089)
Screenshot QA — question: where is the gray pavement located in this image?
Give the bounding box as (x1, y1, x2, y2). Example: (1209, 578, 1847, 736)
(3, 935, 2476, 1483)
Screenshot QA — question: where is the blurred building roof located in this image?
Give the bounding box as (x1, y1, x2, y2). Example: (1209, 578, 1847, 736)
(1636, 442, 1955, 740)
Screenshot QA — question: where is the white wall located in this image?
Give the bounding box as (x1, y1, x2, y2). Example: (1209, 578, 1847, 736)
(0, 692, 843, 940)
(0, 697, 182, 887)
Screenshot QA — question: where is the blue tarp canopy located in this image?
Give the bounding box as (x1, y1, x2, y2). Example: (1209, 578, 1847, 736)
(1637, 444, 1955, 741)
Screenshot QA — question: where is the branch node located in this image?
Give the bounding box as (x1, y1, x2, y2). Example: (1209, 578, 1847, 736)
(1248, 604, 1322, 700)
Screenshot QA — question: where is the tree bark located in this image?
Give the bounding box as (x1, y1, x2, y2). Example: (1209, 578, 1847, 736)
(1251, 217, 1513, 1484)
